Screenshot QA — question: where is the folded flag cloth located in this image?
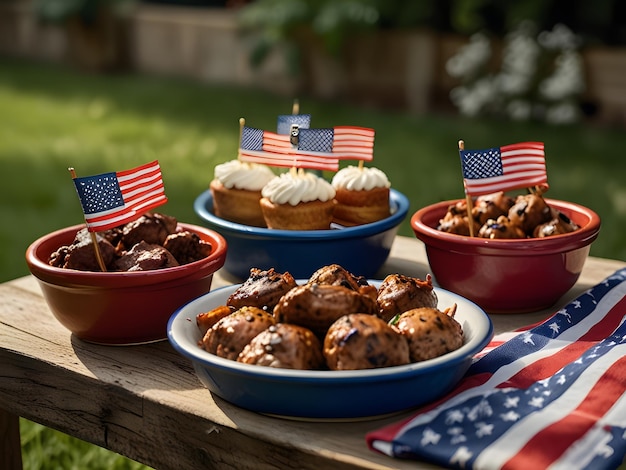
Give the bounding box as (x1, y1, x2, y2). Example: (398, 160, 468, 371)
(366, 267, 626, 470)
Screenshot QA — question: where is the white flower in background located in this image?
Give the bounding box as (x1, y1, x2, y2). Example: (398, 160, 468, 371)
(446, 33, 491, 78)
(450, 77, 498, 117)
(539, 50, 585, 100)
(538, 24, 582, 51)
(497, 24, 541, 95)
(506, 99, 533, 121)
(545, 102, 580, 124)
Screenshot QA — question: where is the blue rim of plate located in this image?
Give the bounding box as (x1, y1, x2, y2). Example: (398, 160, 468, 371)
(193, 188, 410, 239)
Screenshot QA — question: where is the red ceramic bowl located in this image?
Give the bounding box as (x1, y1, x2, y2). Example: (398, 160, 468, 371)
(26, 223, 227, 345)
(411, 199, 601, 313)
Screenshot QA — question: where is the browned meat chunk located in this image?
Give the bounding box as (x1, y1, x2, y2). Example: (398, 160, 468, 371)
(533, 208, 580, 237)
(163, 230, 212, 264)
(508, 194, 551, 236)
(196, 305, 234, 338)
(238, 323, 324, 370)
(227, 268, 297, 312)
(201, 306, 276, 360)
(392, 306, 463, 362)
(478, 215, 526, 239)
(377, 274, 438, 322)
(274, 283, 378, 336)
(112, 241, 179, 271)
(308, 264, 377, 301)
(119, 212, 178, 249)
(48, 228, 117, 271)
(324, 313, 410, 370)
(472, 191, 515, 225)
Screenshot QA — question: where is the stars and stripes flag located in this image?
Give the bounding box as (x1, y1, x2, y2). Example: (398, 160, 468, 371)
(276, 113, 311, 135)
(72, 160, 167, 232)
(459, 142, 548, 196)
(366, 267, 626, 470)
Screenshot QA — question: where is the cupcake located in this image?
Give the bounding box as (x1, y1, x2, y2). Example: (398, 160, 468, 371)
(260, 168, 336, 230)
(210, 160, 275, 227)
(331, 165, 391, 226)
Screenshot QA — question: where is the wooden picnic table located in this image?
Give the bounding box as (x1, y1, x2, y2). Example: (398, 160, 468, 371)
(1, 235, 624, 470)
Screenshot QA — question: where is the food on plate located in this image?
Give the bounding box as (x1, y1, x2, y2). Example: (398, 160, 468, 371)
(392, 305, 463, 362)
(307, 264, 377, 301)
(273, 283, 378, 336)
(195, 264, 464, 371)
(437, 191, 580, 239)
(210, 160, 275, 227)
(323, 313, 410, 370)
(376, 273, 438, 322)
(477, 215, 526, 239)
(331, 165, 391, 226)
(238, 323, 324, 370)
(201, 306, 276, 360)
(48, 213, 212, 272)
(227, 267, 298, 312)
(259, 168, 336, 230)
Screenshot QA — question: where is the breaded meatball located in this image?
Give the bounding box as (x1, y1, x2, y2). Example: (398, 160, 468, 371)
(324, 314, 410, 370)
(472, 191, 515, 225)
(392, 306, 463, 362)
(201, 306, 276, 360)
(308, 264, 377, 301)
(377, 274, 438, 322)
(533, 208, 579, 237)
(238, 323, 324, 370)
(508, 194, 551, 236)
(273, 283, 378, 336)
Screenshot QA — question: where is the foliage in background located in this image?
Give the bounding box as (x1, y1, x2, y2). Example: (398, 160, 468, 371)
(446, 22, 586, 124)
(34, 0, 136, 24)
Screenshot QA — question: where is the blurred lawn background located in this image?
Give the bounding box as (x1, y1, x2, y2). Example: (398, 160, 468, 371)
(1, 56, 625, 468)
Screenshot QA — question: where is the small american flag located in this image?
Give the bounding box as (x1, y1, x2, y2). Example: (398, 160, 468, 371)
(72, 160, 167, 232)
(297, 126, 375, 161)
(239, 125, 340, 171)
(277, 114, 311, 135)
(460, 142, 548, 196)
(367, 267, 626, 470)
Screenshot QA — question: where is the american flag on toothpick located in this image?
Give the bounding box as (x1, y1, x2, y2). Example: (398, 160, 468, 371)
(459, 142, 548, 196)
(72, 160, 167, 232)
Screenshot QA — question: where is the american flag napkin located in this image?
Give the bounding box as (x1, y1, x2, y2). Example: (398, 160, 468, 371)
(366, 267, 626, 470)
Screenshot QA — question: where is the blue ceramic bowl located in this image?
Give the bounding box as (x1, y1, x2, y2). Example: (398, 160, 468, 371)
(167, 282, 493, 420)
(193, 189, 410, 280)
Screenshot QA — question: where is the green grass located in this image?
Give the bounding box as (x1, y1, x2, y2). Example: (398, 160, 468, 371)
(2, 57, 625, 468)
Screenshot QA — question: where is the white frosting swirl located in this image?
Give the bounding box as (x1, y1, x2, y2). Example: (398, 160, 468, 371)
(331, 165, 391, 191)
(262, 169, 336, 206)
(214, 160, 275, 191)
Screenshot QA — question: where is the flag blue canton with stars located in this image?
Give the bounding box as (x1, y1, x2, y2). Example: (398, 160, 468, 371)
(74, 173, 124, 215)
(460, 147, 504, 180)
(240, 127, 264, 151)
(298, 128, 334, 152)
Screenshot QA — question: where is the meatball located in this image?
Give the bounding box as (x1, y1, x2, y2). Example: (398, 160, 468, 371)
(238, 323, 324, 370)
(392, 306, 463, 362)
(227, 267, 297, 312)
(508, 194, 551, 236)
(478, 215, 526, 239)
(324, 314, 410, 370)
(112, 241, 179, 271)
(377, 274, 438, 322)
(308, 264, 377, 301)
(163, 230, 212, 265)
(273, 283, 378, 336)
(201, 306, 276, 360)
(533, 208, 579, 237)
(472, 191, 515, 225)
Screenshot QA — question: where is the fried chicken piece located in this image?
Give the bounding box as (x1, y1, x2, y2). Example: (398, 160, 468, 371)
(533, 208, 580, 237)
(472, 191, 515, 225)
(163, 230, 213, 265)
(307, 264, 377, 301)
(508, 194, 551, 236)
(238, 323, 324, 370)
(227, 267, 298, 312)
(478, 215, 526, 239)
(392, 305, 463, 362)
(377, 274, 438, 322)
(273, 283, 378, 336)
(324, 313, 410, 370)
(196, 305, 234, 338)
(112, 241, 179, 271)
(201, 306, 276, 360)
(48, 228, 117, 271)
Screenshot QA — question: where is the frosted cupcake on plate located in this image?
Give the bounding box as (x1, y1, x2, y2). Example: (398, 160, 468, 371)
(260, 168, 336, 230)
(210, 160, 275, 227)
(331, 165, 391, 226)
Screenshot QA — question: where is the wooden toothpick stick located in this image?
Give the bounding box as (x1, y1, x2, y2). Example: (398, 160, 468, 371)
(458, 140, 475, 237)
(237, 117, 245, 160)
(69, 167, 108, 272)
